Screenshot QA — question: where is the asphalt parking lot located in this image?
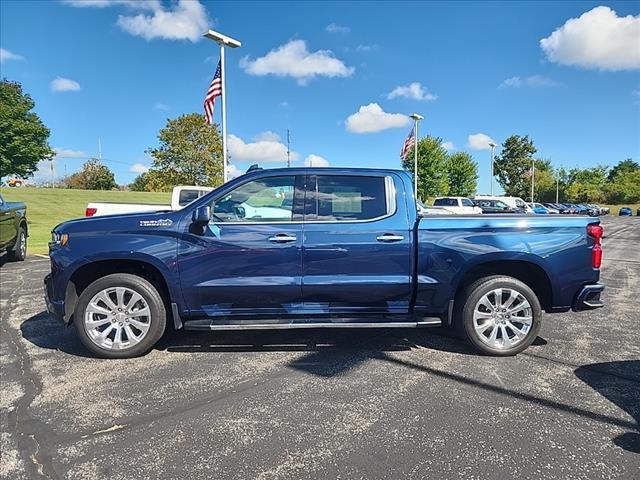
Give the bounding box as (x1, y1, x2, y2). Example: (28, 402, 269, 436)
(1, 216, 638, 479)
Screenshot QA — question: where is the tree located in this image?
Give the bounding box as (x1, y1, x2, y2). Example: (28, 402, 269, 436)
(67, 158, 117, 190)
(607, 158, 639, 182)
(446, 152, 478, 196)
(565, 166, 608, 203)
(130, 172, 149, 192)
(401, 136, 449, 200)
(606, 169, 640, 203)
(146, 113, 223, 190)
(494, 135, 537, 198)
(0, 79, 54, 178)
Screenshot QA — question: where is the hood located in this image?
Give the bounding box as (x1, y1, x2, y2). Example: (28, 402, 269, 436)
(53, 210, 181, 234)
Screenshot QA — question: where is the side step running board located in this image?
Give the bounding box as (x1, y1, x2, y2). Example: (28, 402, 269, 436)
(183, 319, 441, 331)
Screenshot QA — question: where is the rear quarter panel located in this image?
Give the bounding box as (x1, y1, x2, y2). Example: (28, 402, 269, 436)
(416, 215, 600, 313)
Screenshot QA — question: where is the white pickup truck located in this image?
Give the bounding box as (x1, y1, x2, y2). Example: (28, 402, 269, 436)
(85, 186, 214, 217)
(432, 196, 483, 215)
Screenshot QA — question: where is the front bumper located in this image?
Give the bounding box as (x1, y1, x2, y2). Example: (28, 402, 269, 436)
(44, 273, 66, 323)
(572, 283, 605, 311)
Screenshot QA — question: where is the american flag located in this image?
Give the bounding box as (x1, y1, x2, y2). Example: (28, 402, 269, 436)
(204, 60, 222, 125)
(524, 167, 533, 178)
(400, 126, 416, 160)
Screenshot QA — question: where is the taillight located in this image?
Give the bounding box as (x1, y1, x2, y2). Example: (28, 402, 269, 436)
(587, 223, 603, 268)
(85, 207, 97, 217)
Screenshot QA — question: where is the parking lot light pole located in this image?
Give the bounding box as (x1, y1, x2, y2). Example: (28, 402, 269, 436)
(488, 142, 497, 195)
(203, 29, 242, 183)
(410, 113, 424, 201)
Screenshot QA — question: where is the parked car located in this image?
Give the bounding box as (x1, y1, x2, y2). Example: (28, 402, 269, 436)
(619, 207, 632, 216)
(7, 178, 26, 188)
(541, 203, 560, 214)
(0, 193, 27, 261)
(474, 199, 516, 214)
(474, 195, 533, 213)
(432, 196, 482, 215)
(561, 204, 579, 214)
(528, 203, 549, 214)
(46, 167, 605, 359)
(86, 186, 214, 217)
(637, 207, 640, 216)
(417, 201, 449, 215)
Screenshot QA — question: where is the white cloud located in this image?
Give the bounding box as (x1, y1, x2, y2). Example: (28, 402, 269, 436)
(0, 48, 24, 63)
(345, 103, 410, 133)
(500, 75, 561, 88)
(540, 6, 640, 71)
(116, 0, 209, 42)
(130, 163, 150, 174)
(153, 103, 169, 110)
(387, 82, 437, 101)
(467, 133, 496, 150)
(240, 40, 354, 85)
(355, 44, 377, 52)
(227, 134, 299, 163)
(253, 131, 281, 142)
(53, 147, 86, 158)
(64, 0, 209, 42)
(326, 23, 350, 33)
(50, 77, 81, 92)
(227, 163, 243, 180)
(304, 154, 330, 167)
(442, 141, 454, 151)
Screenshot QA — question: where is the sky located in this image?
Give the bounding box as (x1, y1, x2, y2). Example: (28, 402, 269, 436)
(1, 0, 639, 193)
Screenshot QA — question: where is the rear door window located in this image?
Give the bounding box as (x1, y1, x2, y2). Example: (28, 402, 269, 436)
(306, 175, 391, 221)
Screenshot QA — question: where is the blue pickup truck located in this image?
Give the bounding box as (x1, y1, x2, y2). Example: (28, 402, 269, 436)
(45, 168, 604, 358)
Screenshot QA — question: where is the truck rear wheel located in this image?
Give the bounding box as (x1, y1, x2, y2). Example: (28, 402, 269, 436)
(74, 274, 166, 358)
(7, 227, 26, 261)
(456, 276, 541, 356)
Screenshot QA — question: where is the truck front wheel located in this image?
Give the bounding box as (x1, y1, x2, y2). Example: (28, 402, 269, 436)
(74, 274, 166, 358)
(457, 276, 542, 356)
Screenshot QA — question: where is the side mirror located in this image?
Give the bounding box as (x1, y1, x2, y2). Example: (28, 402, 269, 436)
(192, 205, 211, 224)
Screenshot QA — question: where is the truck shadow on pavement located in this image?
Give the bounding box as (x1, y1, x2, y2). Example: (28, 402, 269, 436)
(20, 311, 638, 453)
(575, 361, 640, 454)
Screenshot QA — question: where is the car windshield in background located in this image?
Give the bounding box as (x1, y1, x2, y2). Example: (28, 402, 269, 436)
(179, 189, 210, 207)
(434, 198, 457, 206)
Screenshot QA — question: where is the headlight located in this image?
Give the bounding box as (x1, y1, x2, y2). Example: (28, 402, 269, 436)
(50, 231, 69, 246)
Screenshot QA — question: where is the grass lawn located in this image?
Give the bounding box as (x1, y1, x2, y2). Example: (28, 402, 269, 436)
(1, 187, 170, 255)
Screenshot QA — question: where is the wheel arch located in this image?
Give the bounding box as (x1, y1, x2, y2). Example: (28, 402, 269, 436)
(454, 258, 553, 312)
(65, 258, 175, 324)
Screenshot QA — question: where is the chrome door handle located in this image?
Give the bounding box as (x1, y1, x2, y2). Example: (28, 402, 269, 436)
(376, 234, 405, 242)
(268, 234, 297, 243)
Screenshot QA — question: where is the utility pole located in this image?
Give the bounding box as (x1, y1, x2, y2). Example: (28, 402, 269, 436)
(556, 174, 560, 203)
(488, 142, 497, 195)
(98, 137, 102, 161)
(287, 129, 291, 168)
(204, 29, 242, 183)
(410, 113, 424, 201)
(50, 158, 55, 188)
(531, 159, 536, 203)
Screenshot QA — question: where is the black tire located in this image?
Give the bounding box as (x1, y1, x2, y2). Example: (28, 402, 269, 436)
(7, 227, 26, 262)
(455, 275, 542, 356)
(74, 273, 166, 359)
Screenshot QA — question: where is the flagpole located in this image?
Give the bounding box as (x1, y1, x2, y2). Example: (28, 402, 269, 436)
(410, 113, 424, 201)
(203, 29, 242, 184)
(220, 44, 228, 183)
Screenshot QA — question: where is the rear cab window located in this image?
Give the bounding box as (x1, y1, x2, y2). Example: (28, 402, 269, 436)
(306, 175, 394, 221)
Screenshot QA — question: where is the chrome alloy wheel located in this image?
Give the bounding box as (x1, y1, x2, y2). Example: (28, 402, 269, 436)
(19, 232, 26, 257)
(84, 287, 151, 350)
(472, 288, 533, 349)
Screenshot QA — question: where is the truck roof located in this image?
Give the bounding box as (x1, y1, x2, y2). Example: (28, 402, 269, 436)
(238, 167, 407, 176)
